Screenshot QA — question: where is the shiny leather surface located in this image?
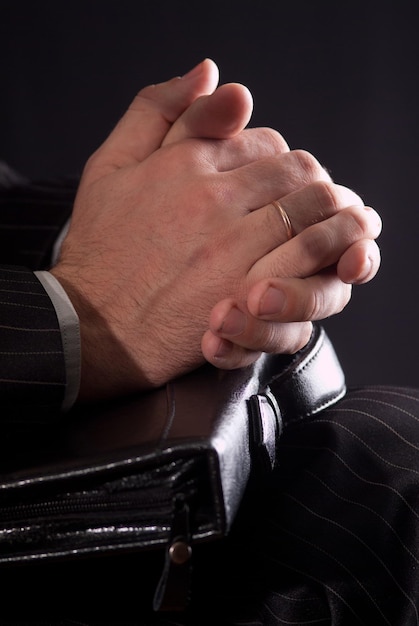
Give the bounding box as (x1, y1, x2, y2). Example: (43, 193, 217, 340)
(0, 324, 345, 567)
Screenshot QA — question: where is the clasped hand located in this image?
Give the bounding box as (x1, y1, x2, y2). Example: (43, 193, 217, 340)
(51, 59, 381, 401)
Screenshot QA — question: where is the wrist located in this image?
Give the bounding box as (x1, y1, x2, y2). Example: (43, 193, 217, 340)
(50, 266, 153, 402)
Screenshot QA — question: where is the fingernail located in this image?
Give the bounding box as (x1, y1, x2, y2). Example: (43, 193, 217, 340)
(182, 60, 205, 80)
(218, 307, 246, 336)
(364, 206, 382, 233)
(258, 287, 286, 316)
(355, 255, 373, 283)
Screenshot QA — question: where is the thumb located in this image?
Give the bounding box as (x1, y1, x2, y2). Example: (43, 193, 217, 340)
(162, 82, 254, 146)
(84, 58, 219, 181)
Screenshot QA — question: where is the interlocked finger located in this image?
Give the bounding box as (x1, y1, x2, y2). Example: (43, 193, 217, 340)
(201, 320, 313, 368)
(248, 204, 382, 283)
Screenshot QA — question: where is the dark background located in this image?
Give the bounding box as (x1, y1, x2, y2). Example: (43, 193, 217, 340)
(1, 0, 418, 387)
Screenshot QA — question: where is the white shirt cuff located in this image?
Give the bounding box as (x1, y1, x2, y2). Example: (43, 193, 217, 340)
(35, 270, 81, 411)
(51, 218, 70, 266)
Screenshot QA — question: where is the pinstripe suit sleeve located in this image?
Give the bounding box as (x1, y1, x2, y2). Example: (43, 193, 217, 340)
(0, 167, 77, 414)
(0, 265, 66, 412)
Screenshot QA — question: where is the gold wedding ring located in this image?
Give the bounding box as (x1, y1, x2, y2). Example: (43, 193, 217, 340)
(271, 200, 294, 240)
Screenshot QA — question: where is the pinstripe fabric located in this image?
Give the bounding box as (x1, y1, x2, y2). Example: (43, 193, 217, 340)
(0, 265, 65, 411)
(0, 169, 76, 413)
(193, 385, 419, 626)
(241, 385, 419, 626)
(4, 386, 419, 625)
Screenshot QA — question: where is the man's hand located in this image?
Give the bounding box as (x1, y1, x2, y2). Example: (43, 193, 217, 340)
(51, 60, 381, 401)
(158, 70, 381, 369)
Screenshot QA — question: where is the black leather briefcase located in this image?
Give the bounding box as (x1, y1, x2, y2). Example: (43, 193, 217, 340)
(0, 324, 345, 610)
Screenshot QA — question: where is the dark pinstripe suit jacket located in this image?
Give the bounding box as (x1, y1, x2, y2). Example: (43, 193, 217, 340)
(0, 163, 77, 413)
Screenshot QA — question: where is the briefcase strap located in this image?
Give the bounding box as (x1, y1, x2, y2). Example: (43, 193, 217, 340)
(247, 324, 345, 477)
(265, 323, 346, 425)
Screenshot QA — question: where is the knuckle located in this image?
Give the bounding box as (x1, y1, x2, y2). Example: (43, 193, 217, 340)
(258, 127, 289, 154)
(301, 224, 335, 261)
(311, 180, 341, 214)
(290, 149, 325, 183)
(234, 128, 289, 162)
(342, 206, 370, 238)
(300, 288, 324, 321)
